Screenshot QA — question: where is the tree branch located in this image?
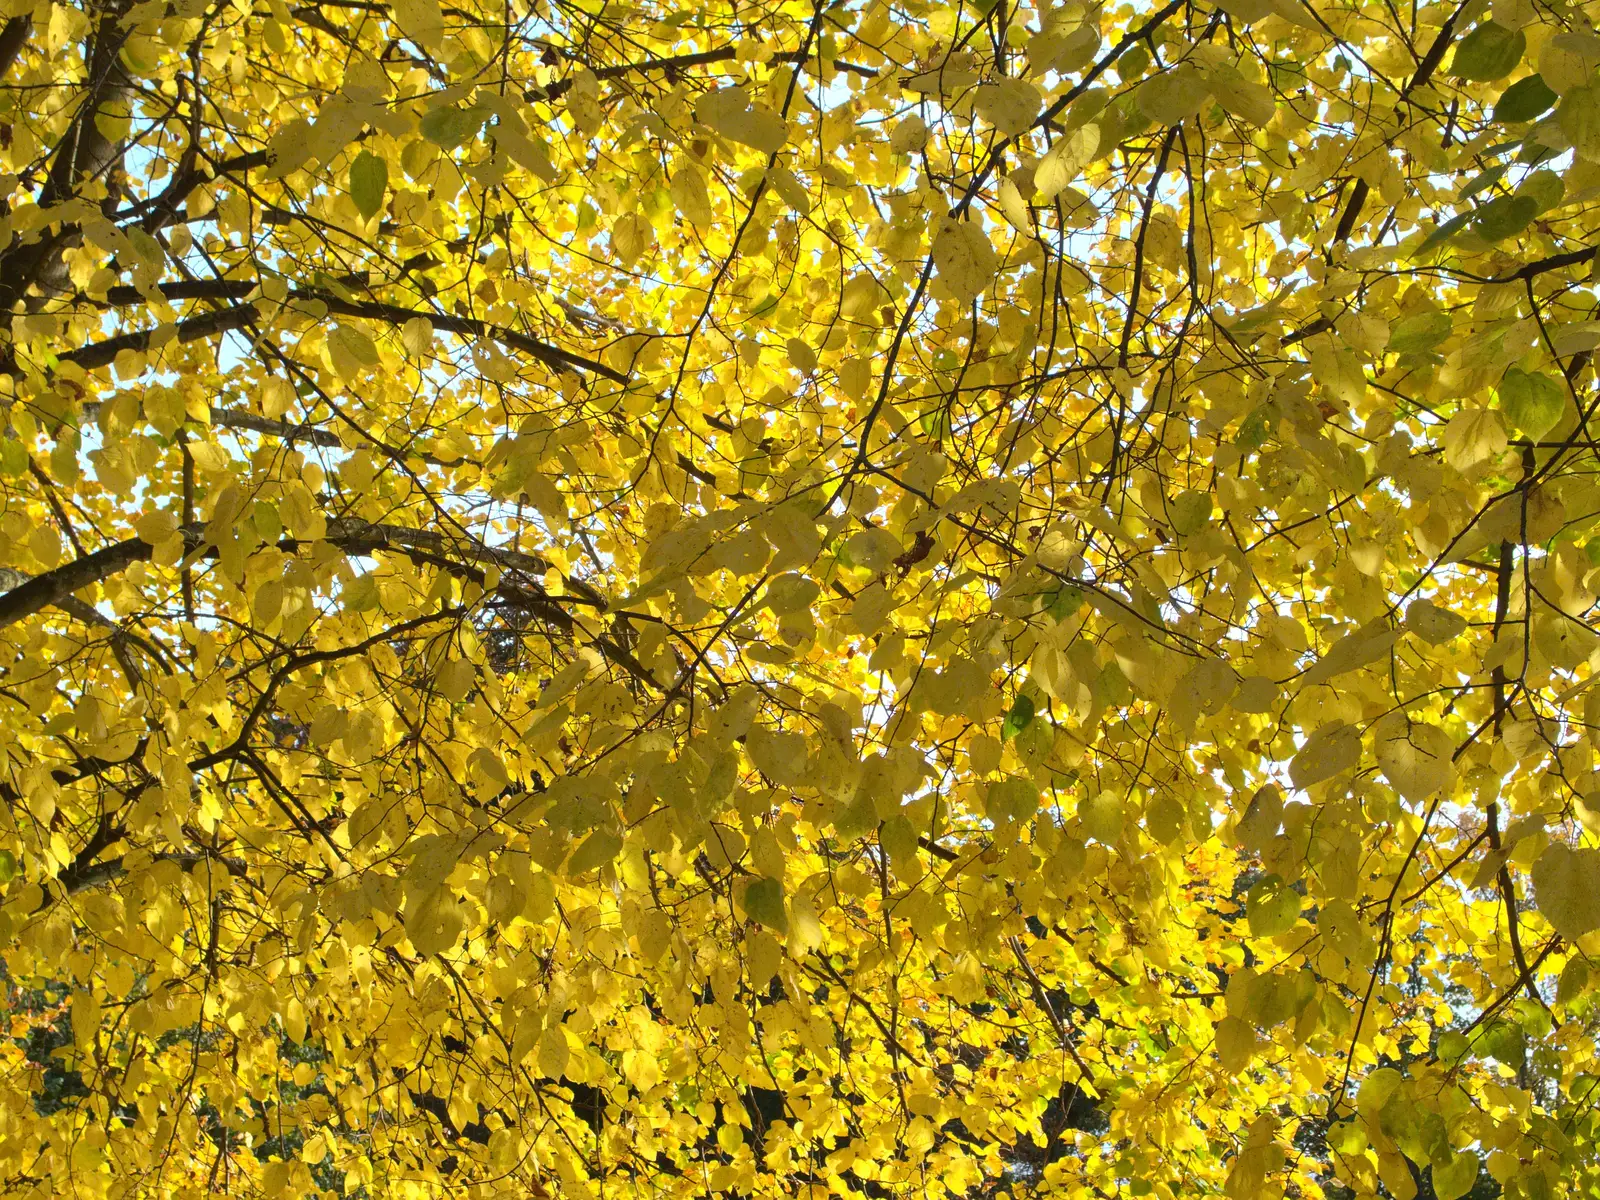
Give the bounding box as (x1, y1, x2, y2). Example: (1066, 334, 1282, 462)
(1330, 1, 1467, 250)
(0, 15, 31, 79)
(34, 282, 627, 383)
(532, 46, 876, 101)
(0, 517, 665, 691)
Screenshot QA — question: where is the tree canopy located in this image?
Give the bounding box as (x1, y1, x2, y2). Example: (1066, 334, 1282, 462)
(4, 0, 1600, 1195)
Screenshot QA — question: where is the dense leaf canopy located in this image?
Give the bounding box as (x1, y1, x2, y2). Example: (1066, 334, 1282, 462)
(3, 0, 1600, 1196)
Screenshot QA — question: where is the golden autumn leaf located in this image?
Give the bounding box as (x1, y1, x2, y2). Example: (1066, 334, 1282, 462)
(0, 1, 1597, 1197)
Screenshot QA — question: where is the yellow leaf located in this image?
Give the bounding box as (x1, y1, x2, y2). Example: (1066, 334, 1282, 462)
(135, 509, 178, 545)
(1290, 722, 1362, 790)
(767, 166, 810, 215)
(1373, 716, 1454, 801)
(997, 176, 1031, 231)
(537, 1025, 570, 1078)
(786, 337, 817, 373)
(670, 166, 714, 229)
(696, 87, 789, 154)
(975, 78, 1042, 137)
(392, 0, 446, 51)
(1034, 124, 1100, 200)
(1533, 842, 1600, 940)
(1309, 339, 1367, 409)
(1214, 1016, 1257, 1072)
(1135, 65, 1210, 125)
(1443, 406, 1508, 471)
(1208, 66, 1277, 126)
(1404, 600, 1467, 645)
(401, 316, 434, 357)
(611, 211, 654, 265)
(328, 324, 380, 381)
(405, 890, 467, 956)
(623, 1048, 663, 1090)
(891, 115, 930, 153)
(932, 217, 999, 304)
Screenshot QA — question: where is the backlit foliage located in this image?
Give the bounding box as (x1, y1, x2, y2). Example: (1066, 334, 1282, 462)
(2, 0, 1600, 1196)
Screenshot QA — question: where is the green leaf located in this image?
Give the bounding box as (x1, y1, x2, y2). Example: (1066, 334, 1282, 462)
(1246, 876, 1301, 937)
(1515, 167, 1565, 214)
(1474, 193, 1538, 241)
(0, 439, 26, 477)
(1002, 693, 1036, 741)
(1387, 310, 1452, 355)
(1117, 43, 1150, 80)
(879, 814, 920, 866)
(566, 828, 622, 875)
(1494, 73, 1557, 122)
(420, 103, 488, 148)
(310, 269, 358, 302)
(1450, 22, 1525, 82)
(1357, 1067, 1403, 1116)
(1414, 210, 1473, 256)
(327, 324, 381, 380)
(1516, 140, 1556, 166)
(1457, 164, 1505, 201)
(349, 150, 389, 220)
(919, 408, 951, 439)
(743, 876, 788, 932)
(1079, 790, 1123, 844)
(127, 227, 165, 266)
(1559, 956, 1591, 1004)
(0, 849, 15, 883)
(1167, 489, 1213, 536)
(987, 777, 1039, 824)
(1479, 1018, 1526, 1067)
(1433, 1152, 1480, 1200)
(1435, 1030, 1470, 1066)
(1237, 407, 1272, 449)
(1558, 84, 1600, 160)
(1498, 367, 1566, 439)
(1045, 585, 1084, 621)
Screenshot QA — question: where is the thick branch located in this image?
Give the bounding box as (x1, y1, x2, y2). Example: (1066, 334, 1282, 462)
(61, 305, 263, 371)
(533, 46, 876, 101)
(1488, 245, 1598, 284)
(0, 536, 155, 631)
(0, 1, 136, 310)
(0, 517, 661, 690)
(35, 282, 627, 382)
(314, 290, 625, 381)
(0, 15, 31, 79)
(53, 848, 250, 903)
(1330, 2, 1465, 249)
